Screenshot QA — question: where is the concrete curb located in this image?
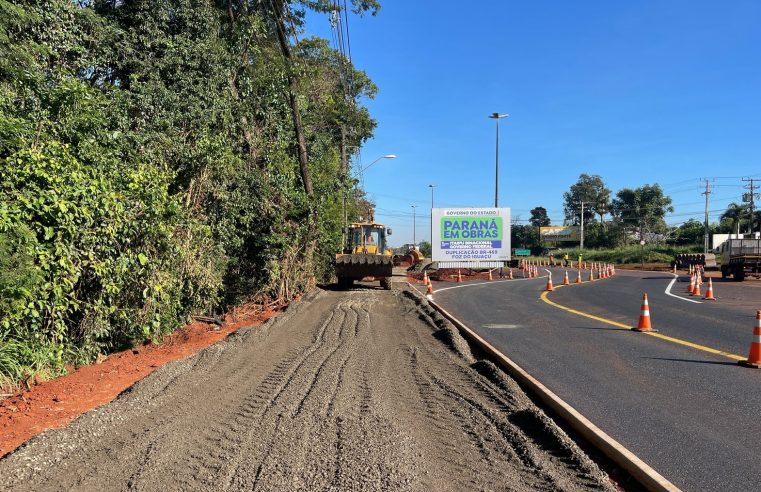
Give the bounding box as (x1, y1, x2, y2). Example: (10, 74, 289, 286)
(409, 283, 681, 492)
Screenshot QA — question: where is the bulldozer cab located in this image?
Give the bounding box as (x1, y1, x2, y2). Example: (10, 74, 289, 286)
(336, 223, 394, 289)
(346, 223, 390, 255)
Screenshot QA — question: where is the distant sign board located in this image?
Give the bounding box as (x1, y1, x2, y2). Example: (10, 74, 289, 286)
(540, 226, 580, 243)
(432, 208, 510, 263)
(513, 249, 531, 256)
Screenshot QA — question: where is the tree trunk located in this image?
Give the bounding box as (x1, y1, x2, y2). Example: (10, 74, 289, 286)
(271, 0, 313, 196)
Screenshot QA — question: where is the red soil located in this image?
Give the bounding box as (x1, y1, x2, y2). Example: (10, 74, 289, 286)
(0, 304, 282, 457)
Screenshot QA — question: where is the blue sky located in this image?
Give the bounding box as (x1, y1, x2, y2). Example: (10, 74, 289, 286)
(306, 1, 761, 247)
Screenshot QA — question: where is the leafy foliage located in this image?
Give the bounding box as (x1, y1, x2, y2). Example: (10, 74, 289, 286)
(563, 174, 611, 225)
(0, 0, 377, 387)
(611, 184, 674, 235)
(529, 207, 550, 227)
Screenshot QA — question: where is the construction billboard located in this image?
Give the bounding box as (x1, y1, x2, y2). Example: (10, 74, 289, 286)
(432, 208, 510, 267)
(540, 226, 580, 243)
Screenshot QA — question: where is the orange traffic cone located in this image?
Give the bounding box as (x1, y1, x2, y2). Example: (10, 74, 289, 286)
(692, 280, 701, 297)
(589, 269, 595, 281)
(576, 270, 582, 284)
(739, 311, 761, 368)
(632, 293, 657, 332)
(509, 268, 514, 280)
(457, 269, 463, 282)
(704, 278, 716, 300)
(423, 271, 429, 286)
(672, 264, 677, 274)
(545, 272, 554, 291)
(425, 282, 434, 301)
(687, 274, 695, 294)
(563, 270, 570, 285)
(488, 269, 493, 281)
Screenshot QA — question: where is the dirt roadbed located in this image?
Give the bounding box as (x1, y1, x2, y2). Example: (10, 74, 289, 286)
(1, 286, 614, 491)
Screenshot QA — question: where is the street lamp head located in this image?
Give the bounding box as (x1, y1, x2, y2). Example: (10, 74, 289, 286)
(489, 113, 510, 119)
(428, 184, 435, 188)
(358, 153, 398, 174)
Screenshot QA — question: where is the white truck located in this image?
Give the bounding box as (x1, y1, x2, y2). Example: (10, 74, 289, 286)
(719, 238, 761, 281)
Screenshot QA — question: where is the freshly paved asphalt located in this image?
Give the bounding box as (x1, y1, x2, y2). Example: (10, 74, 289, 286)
(420, 270, 761, 492)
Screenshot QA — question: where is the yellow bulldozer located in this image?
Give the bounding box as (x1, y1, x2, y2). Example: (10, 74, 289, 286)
(335, 222, 394, 289)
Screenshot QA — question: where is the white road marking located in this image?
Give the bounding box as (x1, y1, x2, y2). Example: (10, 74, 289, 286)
(664, 273, 702, 304)
(483, 324, 521, 329)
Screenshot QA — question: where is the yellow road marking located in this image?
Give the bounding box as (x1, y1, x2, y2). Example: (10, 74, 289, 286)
(539, 291, 745, 361)
(540, 290, 630, 329)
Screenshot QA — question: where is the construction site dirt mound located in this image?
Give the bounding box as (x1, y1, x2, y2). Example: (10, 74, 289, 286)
(1, 286, 614, 491)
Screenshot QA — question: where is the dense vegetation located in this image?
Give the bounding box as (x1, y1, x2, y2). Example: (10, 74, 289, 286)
(0, 0, 379, 387)
(512, 173, 759, 254)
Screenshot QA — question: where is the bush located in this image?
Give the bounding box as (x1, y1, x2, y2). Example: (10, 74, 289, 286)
(552, 245, 701, 265)
(0, 143, 222, 381)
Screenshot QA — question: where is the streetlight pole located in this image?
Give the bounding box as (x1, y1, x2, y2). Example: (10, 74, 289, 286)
(580, 201, 585, 250)
(411, 205, 417, 248)
(489, 113, 509, 208)
(351, 153, 396, 223)
(428, 184, 436, 249)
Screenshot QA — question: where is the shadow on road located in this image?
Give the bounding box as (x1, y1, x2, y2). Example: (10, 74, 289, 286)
(318, 283, 386, 292)
(642, 357, 737, 366)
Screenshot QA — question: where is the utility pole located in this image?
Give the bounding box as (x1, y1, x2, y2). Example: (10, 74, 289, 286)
(742, 177, 757, 235)
(341, 126, 348, 245)
(579, 201, 585, 249)
(411, 205, 417, 248)
(702, 179, 712, 253)
(489, 113, 509, 207)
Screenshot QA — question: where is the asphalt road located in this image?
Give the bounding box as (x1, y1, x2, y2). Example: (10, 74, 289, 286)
(421, 269, 761, 492)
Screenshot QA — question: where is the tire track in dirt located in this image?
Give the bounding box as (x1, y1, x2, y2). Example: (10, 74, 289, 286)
(1, 287, 615, 492)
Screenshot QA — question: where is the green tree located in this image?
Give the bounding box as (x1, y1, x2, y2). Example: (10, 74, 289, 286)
(511, 225, 539, 251)
(563, 174, 611, 226)
(529, 206, 551, 227)
(719, 202, 746, 234)
(674, 219, 705, 245)
(418, 241, 432, 258)
(611, 184, 674, 238)
(0, 0, 382, 387)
